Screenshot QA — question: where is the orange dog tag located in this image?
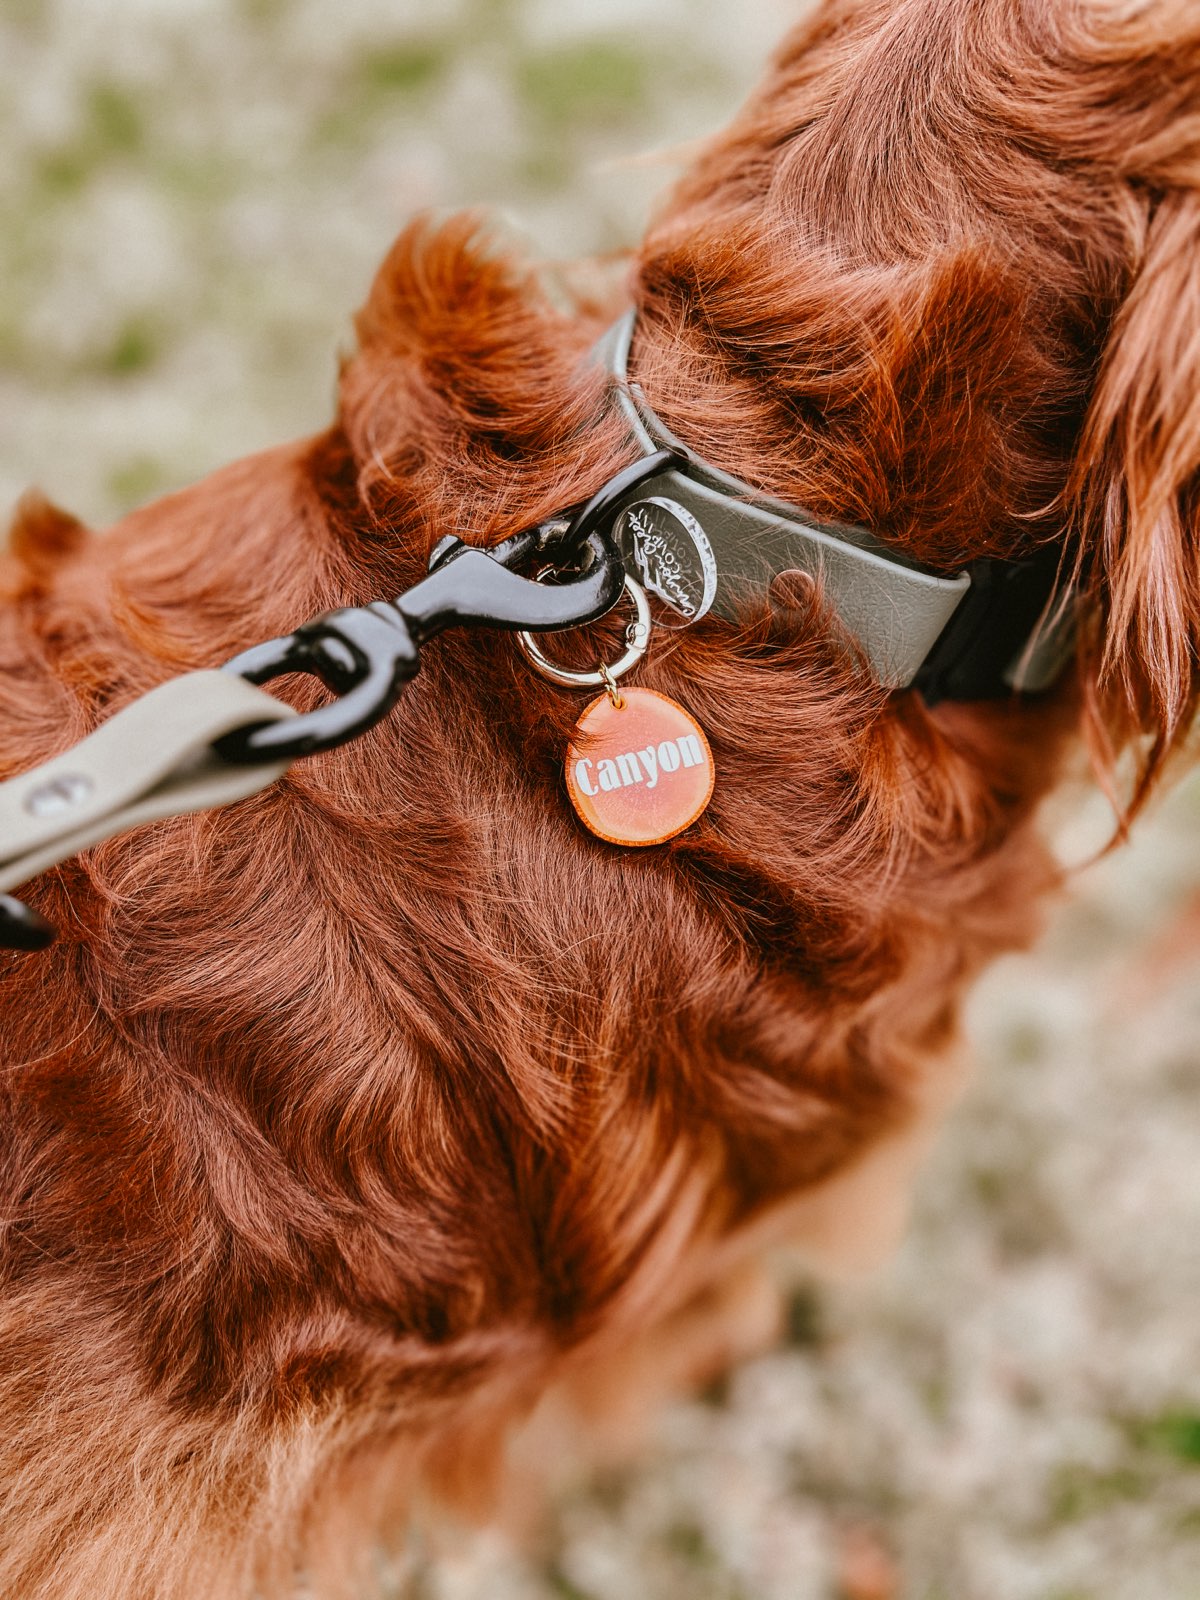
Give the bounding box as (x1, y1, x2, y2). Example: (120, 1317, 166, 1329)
(565, 687, 714, 846)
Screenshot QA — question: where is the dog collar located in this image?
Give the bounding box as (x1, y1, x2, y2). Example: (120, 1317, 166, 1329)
(598, 311, 1072, 701)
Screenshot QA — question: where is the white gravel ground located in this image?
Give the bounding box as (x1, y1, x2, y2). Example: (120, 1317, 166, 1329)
(2, 4, 1197, 1597)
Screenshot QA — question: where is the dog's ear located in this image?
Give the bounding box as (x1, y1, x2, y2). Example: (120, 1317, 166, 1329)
(1070, 189, 1200, 807)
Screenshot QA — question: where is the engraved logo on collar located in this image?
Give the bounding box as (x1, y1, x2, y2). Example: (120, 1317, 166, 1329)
(616, 496, 718, 627)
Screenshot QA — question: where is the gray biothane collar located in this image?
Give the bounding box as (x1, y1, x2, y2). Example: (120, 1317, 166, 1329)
(598, 311, 1071, 700)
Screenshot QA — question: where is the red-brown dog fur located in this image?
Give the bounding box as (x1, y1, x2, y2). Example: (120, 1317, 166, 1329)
(2, 1, 1199, 1594)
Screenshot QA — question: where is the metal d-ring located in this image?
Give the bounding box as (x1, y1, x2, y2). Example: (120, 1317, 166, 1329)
(516, 573, 651, 688)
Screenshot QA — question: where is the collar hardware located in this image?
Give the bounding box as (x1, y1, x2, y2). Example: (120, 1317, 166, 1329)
(597, 311, 1072, 701)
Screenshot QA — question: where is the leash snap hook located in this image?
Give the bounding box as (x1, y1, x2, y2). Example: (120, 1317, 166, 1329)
(217, 526, 630, 765)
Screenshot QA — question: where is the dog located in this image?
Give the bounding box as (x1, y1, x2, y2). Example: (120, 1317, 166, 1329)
(1, 0, 1198, 1595)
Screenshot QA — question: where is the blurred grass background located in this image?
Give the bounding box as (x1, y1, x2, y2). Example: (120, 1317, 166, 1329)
(2, 3, 1198, 1598)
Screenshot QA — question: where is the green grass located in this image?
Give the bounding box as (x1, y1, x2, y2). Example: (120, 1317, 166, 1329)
(107, 455, 171, 511)
(663, 1518, 717, 1566)
(1136, 1409, 1200, 1466)
(786, 1282, 825, 1348)
(1048, 1462, 1150, 1524)
(1043, 1409, 1200, 1529)
(103, 317, 162, 377)
(357, 41, 448, 95)
(517, 40, 650, 131)
(546, 1569, 594, 1600)
(34, 78, 145, 195)
(87, 81, 144, 155)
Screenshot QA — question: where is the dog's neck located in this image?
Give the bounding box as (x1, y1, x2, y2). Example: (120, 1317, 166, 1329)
(600, 311, 1073, 704)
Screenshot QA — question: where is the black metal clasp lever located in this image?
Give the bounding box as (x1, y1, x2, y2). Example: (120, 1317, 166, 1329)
(216, 448, 680, 765)
(216, 526, 624, 763)
(214, 524, 620, 761)
(0, 894, 55, 952)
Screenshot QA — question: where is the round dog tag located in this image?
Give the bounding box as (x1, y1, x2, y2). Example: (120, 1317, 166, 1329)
(565, 687, 714, 846)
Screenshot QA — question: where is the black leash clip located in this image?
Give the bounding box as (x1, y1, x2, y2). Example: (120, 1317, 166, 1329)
(216, 449, 679, 764)
(215, 526, 620, 762)
(0, 894, 54, 951)
(0, 450, 679, 949)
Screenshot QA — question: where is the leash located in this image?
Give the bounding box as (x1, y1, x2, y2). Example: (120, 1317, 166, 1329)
(0, 450, 678, 951)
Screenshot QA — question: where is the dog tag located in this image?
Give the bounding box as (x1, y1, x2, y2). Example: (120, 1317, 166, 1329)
(565, 687, 714, 846)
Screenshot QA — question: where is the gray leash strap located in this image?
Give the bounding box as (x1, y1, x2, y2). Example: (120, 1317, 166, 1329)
(0, 670, 295, 895)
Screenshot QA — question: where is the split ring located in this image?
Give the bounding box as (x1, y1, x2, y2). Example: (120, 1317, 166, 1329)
(516, 573, 651, 688)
